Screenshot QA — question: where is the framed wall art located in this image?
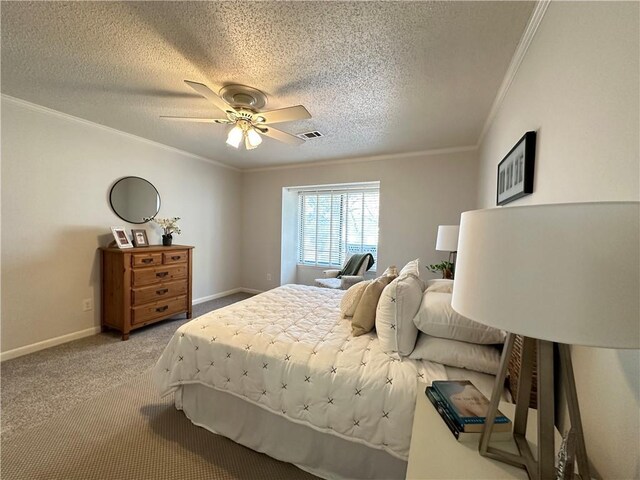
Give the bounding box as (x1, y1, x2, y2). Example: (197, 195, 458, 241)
(496, 131, 536, 206)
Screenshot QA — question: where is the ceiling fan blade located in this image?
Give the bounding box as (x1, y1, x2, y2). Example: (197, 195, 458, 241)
(253, 105, 311, 125)
(160, 116, 232, 124)
(184, 80, 237, 115)
(257, 126, 305, 146)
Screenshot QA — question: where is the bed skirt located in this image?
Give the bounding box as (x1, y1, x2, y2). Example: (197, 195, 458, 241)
(177, 383, 408, 480)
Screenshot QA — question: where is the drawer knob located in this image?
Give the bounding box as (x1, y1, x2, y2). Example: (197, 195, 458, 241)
(171, 255, 181, 260)
(142, 258, 154, 264)
(156, 288, 169, 295)
(156, 305, 169, 313)
(156, 272, 169, 278)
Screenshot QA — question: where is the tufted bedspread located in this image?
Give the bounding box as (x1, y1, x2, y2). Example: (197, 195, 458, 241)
(152, 284, 448, 459)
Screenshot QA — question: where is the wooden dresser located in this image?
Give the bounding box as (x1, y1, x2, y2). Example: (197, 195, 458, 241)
(100, 245, 194, 340)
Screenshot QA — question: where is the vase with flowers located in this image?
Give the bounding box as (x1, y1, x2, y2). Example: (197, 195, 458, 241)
(145, 217, 181, 246)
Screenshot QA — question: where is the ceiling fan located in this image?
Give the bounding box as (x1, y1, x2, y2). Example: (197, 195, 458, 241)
(161, 81, 311, 150)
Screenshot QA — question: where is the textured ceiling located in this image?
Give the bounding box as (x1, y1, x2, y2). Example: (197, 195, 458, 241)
(1, 1, 534, 169)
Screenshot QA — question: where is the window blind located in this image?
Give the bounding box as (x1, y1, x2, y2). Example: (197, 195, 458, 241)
(297, 184, 379, 268)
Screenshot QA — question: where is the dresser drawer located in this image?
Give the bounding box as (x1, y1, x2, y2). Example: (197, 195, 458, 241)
(132, 280, 188, 306)
(163, 250, 188, 264)
(132, 264, 187, 287)
(132, 252, 163, 268)
(131, 295, 188, 326)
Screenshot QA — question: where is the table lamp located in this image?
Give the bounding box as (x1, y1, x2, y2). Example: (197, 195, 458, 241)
(435, 225, 460, 274)
(451, 202, 639, 480)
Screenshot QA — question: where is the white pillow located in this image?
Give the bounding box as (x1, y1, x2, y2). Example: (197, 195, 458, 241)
(413, 291, 506, 344)
(399, 258, 420, 278)
(340, 280, 372, 317)
(376, 274, 422, 357)
(409, 335, 501, 375)
(425, 279, 454, 293)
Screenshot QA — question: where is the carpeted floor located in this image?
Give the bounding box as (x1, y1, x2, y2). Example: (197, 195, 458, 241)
(1, 293, 253, 441)
(1, 292, 318, 479)
(1, 370, 317, 480)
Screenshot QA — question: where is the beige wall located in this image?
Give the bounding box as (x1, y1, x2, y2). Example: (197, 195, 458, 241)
(474, 3, 639, 478)
(241, 149, 478, 292)
(477, 2, 639, 207)
(1, 97, 243, 353)
(1, 100, 477, 354)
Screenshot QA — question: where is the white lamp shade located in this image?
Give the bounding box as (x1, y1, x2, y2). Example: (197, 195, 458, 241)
(226, 125, 243, 148)
(451, 202, 639, 349)
(246, 127, 263, 148)
(244, 128, 262, 150)
(435, 225, 460, 252)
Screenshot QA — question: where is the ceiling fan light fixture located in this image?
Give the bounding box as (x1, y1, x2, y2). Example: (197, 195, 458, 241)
(226, 124, 243, 148)
(246, 127, 263, 149)
(164, 81, 310, 150)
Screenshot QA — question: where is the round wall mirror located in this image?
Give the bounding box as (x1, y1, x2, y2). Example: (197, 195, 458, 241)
(109, 176, 161, 224)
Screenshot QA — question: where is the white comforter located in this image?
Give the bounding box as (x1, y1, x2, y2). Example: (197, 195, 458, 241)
(152, 284, 448, 459)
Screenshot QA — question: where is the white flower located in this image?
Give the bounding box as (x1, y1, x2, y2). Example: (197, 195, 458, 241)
(145, 216, 182, 235)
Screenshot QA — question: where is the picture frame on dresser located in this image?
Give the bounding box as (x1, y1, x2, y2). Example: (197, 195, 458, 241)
(111, 226, 133, 249)
(496, 131, 536, 206)
(131, 229, 149, 247)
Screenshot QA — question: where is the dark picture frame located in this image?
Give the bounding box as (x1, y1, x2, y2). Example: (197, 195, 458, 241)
(496, 131, 536, 206)
(131, 229, 149, 247)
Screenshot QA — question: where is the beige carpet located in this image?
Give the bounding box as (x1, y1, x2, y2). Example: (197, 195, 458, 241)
(1, 369, 318, 480)
(1, 293, 253, 441)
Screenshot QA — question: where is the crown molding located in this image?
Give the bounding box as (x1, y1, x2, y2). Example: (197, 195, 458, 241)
(0, 94, 240, 172)
(244, 145, 478, 173)
(2, 93, 476, 173)
(477, 0, 551, 146)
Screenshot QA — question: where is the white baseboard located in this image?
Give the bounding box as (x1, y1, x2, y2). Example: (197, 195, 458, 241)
(193, 287, 262, 305)
(1, 288, 263, 362)
(192, 288, 243, 305)
(238, 287, 263, 295)
(0, 326, 102, 362)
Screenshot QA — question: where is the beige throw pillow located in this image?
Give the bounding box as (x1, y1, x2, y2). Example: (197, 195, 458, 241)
(399, 258, 420, 278)
(382, 265, 398, 277)
(351, 275, 395, 336)
(340, 280, 372, 318)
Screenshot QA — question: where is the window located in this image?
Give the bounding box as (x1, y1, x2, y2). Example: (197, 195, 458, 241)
(296, 183, 380, 269)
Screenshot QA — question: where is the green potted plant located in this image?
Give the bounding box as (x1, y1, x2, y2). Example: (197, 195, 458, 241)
(427, 261, 454, 279)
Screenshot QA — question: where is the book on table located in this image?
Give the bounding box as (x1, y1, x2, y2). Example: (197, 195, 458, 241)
(426, 380, 512, 440)
(425, 387, 512, 442)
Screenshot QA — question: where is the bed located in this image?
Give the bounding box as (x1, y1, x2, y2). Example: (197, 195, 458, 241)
(152, 284, 504, 479)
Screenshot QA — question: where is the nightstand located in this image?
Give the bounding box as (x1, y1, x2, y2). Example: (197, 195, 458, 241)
(406, 384, 561, 479)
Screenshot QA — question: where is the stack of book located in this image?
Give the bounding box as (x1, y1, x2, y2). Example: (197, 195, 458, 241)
(426, 380, 512, 442)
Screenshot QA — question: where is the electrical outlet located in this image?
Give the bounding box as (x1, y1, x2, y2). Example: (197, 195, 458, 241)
(266, 273, 272, 281)
(82, 298, 93, 312)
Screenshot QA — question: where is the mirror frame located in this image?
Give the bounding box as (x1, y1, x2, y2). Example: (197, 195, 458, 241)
(109, 176, 161, 224)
